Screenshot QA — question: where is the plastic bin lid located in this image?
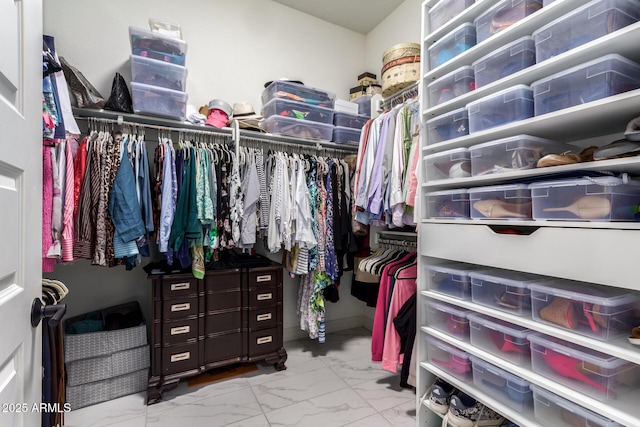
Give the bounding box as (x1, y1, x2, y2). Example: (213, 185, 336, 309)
(426, 299, 473, 318)
(472, 36, 535, 66)
(334, 111, 368, 119)
(261, 97, 334, 114)
(429, 22, 476, 50)
(527, 332, 633, 368)
(469, 268, 540, 288)
(427, 335, 470, 359)
(528, 176, 640, 189)
(427, 261, 482, 276)
(130, 81, 188, 97)
(468, 134, 557, 151)
(531, 54, 640, 88)
(427, 188, 469, 197)
(262, 114, 334, 129)
(467, 183, 529, 194)
(129, 26, 188, 51)
(263, 80, 336, 100)
(426, 107, 469, 124)
(129, 54, 187, 72)
(428, 65, 475, 88)
(466, 84, 532, 108)
(470, 355, 531, 386)
(529, 384, 624, 427)
(424, 147, 470, 160)
(528, 279, 640, 306)
(467, 313, 534, 337)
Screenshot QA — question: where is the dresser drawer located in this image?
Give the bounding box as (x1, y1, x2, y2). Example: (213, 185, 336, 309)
(248, 307, 278, 330)
(205, 270, 241, 292)
(162, 342, 199, 375)
(204, 309, 242, 335)
(163, 317, 198, 346)
(162, 297, 198, 320)
(162, 277, 198, 298)
(249, 287, 277, 308)
(248, 269, 279, 288)
(205, 289, 242, 311)
(204, 332, 243, 362)
(248, 328, 279, 356)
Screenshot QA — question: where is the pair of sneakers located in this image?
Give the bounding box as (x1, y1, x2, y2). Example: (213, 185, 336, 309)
(422, 378, 509, 427)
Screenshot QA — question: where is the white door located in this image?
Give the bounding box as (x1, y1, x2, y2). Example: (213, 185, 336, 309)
(0, 0, 44, 426)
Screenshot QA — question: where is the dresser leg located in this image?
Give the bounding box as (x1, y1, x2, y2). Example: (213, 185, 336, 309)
(266, 347, 288, 371)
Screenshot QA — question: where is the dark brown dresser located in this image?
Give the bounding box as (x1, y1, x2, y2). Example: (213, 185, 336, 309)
(147, 263, 286, 403)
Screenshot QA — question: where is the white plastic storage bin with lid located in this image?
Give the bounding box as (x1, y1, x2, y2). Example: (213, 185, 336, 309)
(424, 299, 473, 341)
(530, 384, 624, 427)
(468, 313, 533, 365)
(468, 183, 532, 220)
(426, 107, 469, 145)
(470, 356, 534, 412)
(130, 82, 188, 120)
(261, 98, 334, 124)
(472, 36, 536, 88)
(425, 335, 473, 381)
(466, 85, 534, 134)
(531, 54, 640, 116)
(130, 55, 187, 91)
(529, 278, 640, 340)
(469, 269, 540, 316)
(469, 135, 575, 176)
(529, 176, 640, 221)
(474, 0, 543, 44)
(332, 126, 360, 144)
(261, 80, 335, 108)
(533, 0, 640, 63)
(260, 116, 334, 141)
(424, 147, 471, 181)
(129, 27, 188, 66)
(429, 22, 477, 69)
(427, 189, 471, 220)
(428, 0, 476, 33)
(333, 112, 368, 129)
(427, 66, 475, 107)
(527, 333, 640, 400)
(426, 261, 484, 300)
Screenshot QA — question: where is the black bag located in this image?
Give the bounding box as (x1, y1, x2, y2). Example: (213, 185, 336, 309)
(104, 73, 134, 113)
(60, 57, 105, 109)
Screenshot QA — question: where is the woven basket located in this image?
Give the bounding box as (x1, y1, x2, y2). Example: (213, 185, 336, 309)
(381, 43, 421, 97)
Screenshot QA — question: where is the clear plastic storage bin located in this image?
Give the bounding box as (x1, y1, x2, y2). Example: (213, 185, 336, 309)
(472, 36, 536, 88)
(424, 147, 471, 181)
(429, 0, 476, 33)
(426, 107, 469, 145)
(332, 126, 361, 144)
(469, 268, 540, 316)
(426, 335, 473, 381)
(530, 384, 624, 427)
(469, 135, 574, 176)
(333, 112, 368, 129)
(528, 333, 640, 400)
(533, 0, 640, 63)
(429, 23, 477, 68)
(467, 85, 534, 133)
(261, 115, 334, 141)
(529, 176, 640, 221)
(471, 356, 534, 412)
(474, 0, 543, 44)
(424, 299, 473, 341)
(468, 313, 533, 365)
(262, 80, 335, 108)
(529, 278, 640, 340)
(428, 66, 476, 107)
(426, 261, 484, 300)
(130, 55, 187, 91)
(129, 27, 188, 66)
(468, 184, 532, 220)
(531, 54, 640, 116)
(353, 95, 373, 117)
(261, 98, 334, 124)
(427, 189, 471, 220)
(130, 82, 187, 120)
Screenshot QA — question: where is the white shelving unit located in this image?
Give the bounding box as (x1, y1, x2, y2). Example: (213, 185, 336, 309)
(417, 1, 640, 426)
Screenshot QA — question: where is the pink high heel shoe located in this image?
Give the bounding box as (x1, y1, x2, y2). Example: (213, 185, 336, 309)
(542, 348, 608, 394)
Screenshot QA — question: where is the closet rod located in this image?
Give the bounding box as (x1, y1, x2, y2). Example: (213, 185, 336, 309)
(381, 81, 419, 111)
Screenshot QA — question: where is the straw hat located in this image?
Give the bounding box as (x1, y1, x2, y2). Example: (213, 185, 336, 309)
(227, 101, 263, 130)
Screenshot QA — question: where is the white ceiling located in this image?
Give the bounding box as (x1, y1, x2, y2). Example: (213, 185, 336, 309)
(271, 0, 405, 34)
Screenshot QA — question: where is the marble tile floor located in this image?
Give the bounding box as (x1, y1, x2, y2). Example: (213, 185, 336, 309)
(64, 328, 417, 427)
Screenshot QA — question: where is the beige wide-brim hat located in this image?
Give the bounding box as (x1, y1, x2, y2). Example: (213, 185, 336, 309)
(227, 101, 264, 130)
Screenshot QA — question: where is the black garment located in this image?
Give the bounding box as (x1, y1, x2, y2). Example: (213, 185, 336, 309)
(393, 292, 416, 388)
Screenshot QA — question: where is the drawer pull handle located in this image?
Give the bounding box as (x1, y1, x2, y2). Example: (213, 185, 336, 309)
(170, 282, 190, 291)
(257, 293, 273, 301)
(257, 275, 272, 282)
(257, 313, 272, 321)
(171, 302, 191, 312)
(170, 351, 190, 362)
(170, 326, 190, 335)
(257, 336, 273, 345)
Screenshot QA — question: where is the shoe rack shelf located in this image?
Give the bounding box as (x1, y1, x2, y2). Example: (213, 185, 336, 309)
(417, 0, 640, 426)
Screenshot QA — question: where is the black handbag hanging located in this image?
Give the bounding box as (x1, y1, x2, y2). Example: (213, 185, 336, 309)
(104, 72, 133, 113)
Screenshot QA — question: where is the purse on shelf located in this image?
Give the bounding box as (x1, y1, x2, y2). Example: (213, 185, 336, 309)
(60, 56, 105, 109)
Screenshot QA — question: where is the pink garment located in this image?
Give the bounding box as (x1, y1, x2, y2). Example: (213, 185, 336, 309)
(62, 135, 77, 261)
(205, 109, 229, 128)
(406, 136, 420, 207)
(371, 253, 416, 361)
(381, 263, 417, 373)
(42, 145, 55, 272)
